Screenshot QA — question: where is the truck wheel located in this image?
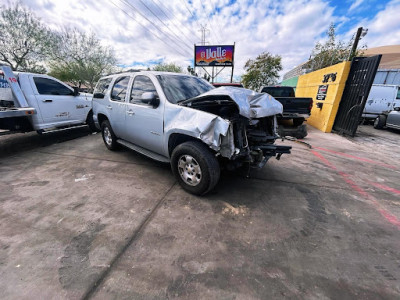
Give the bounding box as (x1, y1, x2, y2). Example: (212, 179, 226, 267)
(294, 124, 308, 139)
(293, 118, 304, 127)
(87, 111, 100, 132)
(101, 120, 118, 150)
(171, 141, 220, 195)
(373, 115, 386, 129)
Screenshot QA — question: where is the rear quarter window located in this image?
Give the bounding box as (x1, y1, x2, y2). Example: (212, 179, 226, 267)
(261, 87, 295, 97)
(111, 76, 130, 102)
(93, 78, 112, 99)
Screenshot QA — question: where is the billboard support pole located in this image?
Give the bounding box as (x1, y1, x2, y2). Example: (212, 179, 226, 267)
(230, 42, 235, 83)
(201, 67, 212, 79)
(215, 67, 225, 77)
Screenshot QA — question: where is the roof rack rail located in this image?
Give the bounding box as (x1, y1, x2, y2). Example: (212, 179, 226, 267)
(104, 69, 145, 76)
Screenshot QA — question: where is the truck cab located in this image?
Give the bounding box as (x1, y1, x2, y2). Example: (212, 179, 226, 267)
(0, 66, 94, 133)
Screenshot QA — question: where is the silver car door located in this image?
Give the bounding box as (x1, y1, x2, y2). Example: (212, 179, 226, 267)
(108, 76, 131, 138)
(124, 75, 164, 154)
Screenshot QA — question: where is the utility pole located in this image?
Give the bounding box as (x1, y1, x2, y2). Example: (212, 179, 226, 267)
(197, 25, 210, 80)
(348, 27, 368, 61)
(199, 25, 209, 46)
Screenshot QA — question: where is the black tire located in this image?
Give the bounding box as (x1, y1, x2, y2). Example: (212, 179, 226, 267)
(293, 118, 304, 127)
(87, 111, 100, 132)
(101, 120, 119, 150)
(293, 124, 308, 139)
(171, 141, 220, 196)
(373, 115, 386, 129)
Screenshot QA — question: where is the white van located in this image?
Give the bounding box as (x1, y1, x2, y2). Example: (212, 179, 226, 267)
(362, 84, 400, 120)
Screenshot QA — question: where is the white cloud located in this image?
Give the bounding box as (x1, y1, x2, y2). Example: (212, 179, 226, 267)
(350, 0, 400, 47)
(10, 0, 400, 82)
(348, 0, 364, 12)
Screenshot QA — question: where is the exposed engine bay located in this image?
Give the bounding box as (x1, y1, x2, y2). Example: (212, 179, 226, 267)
(179, 90, 291, 169)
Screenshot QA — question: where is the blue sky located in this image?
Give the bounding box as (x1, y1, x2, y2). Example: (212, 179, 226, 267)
(8, 0, 400, 81)
(332, 0, 390, 33)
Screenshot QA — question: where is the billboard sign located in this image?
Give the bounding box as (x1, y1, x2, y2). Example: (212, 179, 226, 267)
(195, 45, 234, 67)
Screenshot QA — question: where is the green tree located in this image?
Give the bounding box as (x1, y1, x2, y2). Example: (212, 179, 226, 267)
(307, 23, 366, 71)
(242, 52, 282, 91)
(187, 65, 197, 76)
(0, 2, 57, 72)
(49, 28, 116, 91)
(152, 62, 182, 73)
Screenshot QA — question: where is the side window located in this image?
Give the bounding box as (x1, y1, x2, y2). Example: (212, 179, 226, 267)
(111, 76, 130, 102)
(130, 75, 157, 105)
(33, 77, 73, 96)
(93, 78, 112, 99)
(396, 88, 400, 99)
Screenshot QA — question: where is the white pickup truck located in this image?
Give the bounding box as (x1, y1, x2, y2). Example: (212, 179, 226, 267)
(0, 65, 95, 135)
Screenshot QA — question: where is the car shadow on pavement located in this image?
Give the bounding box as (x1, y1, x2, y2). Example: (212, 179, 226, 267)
(0, 127, 92, 159)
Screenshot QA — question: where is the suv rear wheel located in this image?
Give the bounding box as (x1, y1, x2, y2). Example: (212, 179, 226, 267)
(171, 141, 220, 195)
(101, 120, 118, 150)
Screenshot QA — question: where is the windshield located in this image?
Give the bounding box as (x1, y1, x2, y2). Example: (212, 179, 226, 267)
(156, 75, 214, 104)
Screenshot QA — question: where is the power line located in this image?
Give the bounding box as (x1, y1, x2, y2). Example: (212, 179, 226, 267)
(109, 0, 188, 57)
(136, 0, 194, 50)
(199, 0, 220, 44)
(119, 0, 193, 55)
(181, 0, 216, 45)
(208, 0, 223, 42)
(181, 0, 196, 19)
(120, 0, 192, 54)
(151, 0, 200, 42)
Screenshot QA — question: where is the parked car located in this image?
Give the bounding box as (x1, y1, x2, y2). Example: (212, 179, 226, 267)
(374, 106, 400, 130)
(92, 72, 291, 195)
(0, 65, 95, 134)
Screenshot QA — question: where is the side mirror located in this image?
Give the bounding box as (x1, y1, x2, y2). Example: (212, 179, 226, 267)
(141, 92, 159, 108)
(73, 86, 80, 96)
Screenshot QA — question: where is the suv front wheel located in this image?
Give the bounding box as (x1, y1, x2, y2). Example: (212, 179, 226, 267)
(101, 120, 119, 150)
(171, 141, 220, 195)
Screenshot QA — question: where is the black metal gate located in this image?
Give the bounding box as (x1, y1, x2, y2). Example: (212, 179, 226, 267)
(333, 55, 382, 136)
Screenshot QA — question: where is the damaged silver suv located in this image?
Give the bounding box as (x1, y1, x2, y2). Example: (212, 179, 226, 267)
(92, 72, 291, 195)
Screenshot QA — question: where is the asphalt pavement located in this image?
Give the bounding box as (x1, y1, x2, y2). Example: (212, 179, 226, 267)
(1, 125, 400, 299)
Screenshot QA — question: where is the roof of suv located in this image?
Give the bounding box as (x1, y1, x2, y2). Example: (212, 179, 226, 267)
(101, 71, 191, 79)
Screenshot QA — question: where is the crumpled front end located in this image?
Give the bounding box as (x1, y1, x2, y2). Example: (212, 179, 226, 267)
(172, 87, 291, 167)
(164, 105, 235, 157)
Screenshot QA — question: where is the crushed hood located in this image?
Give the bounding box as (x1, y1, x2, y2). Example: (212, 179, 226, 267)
(188, 86, 283, 119)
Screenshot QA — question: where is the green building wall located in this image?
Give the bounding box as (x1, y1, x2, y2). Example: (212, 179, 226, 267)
(280, 76, 299, 90)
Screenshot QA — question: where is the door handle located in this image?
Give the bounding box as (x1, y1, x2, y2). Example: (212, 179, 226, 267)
(106, 105, 112, 110)
(42, 99, 53, 103)
(127, 109, 135, 115)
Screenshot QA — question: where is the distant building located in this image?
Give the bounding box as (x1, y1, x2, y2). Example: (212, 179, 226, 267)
(282, 62, 309, 81)
(363, 45, 400, 69)
(363, 45, 400, 85)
